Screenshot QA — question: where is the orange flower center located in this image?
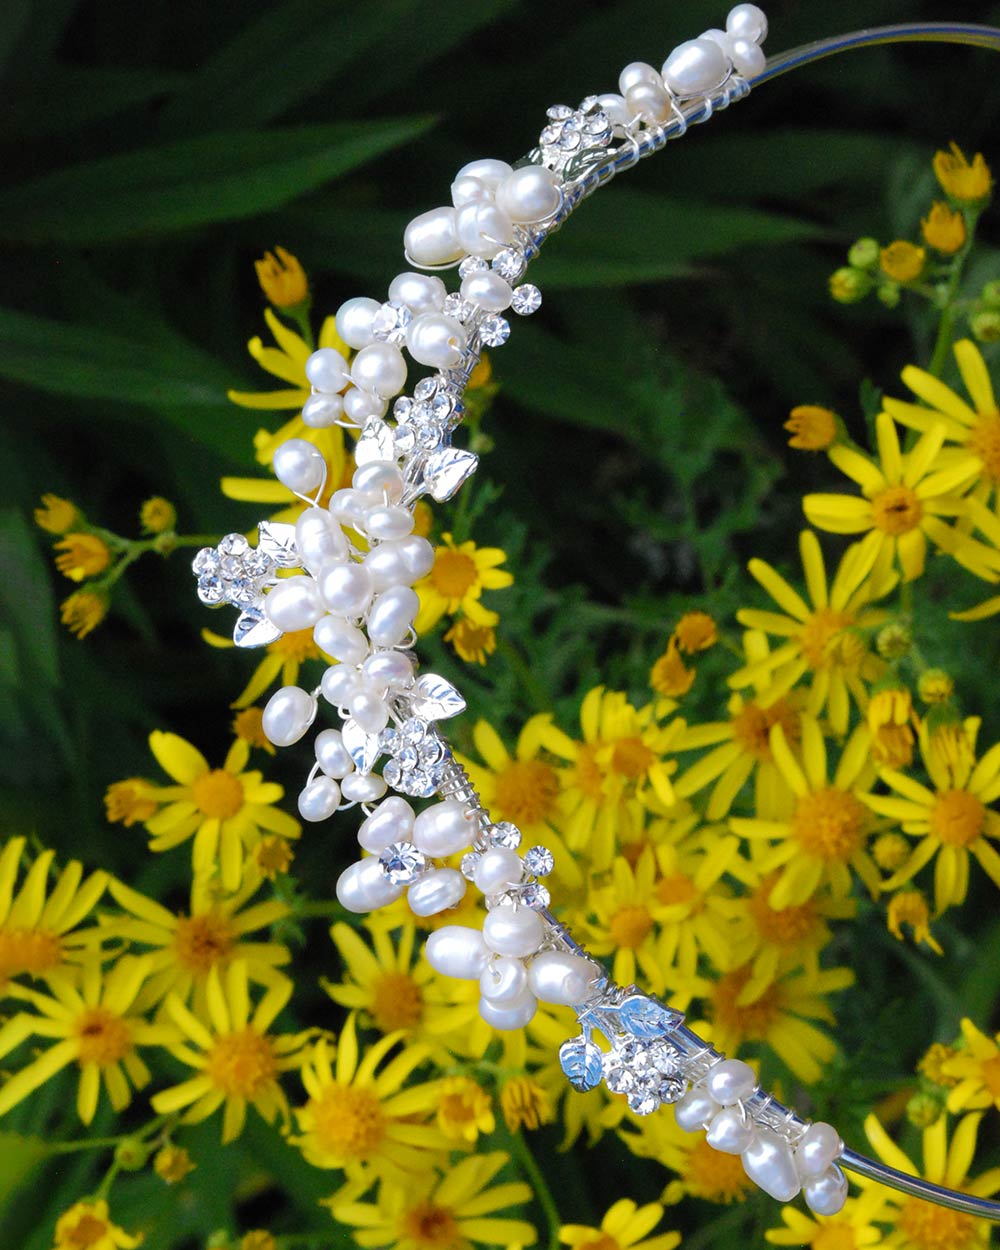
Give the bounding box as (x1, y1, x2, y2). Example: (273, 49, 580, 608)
(812, 1226, 859, 1250)
(268, 628, 321, 662)
(609, 905, 653, 949)
(192, 769, 244, 820)
(871, 484, 923, 535)
(611, 737, 655, 779)
(74, 1006, 131, 1066)
(683, 1136, 754, 1203)
(748, 875, 820, 945)
(899, 1197, 976, 1250)
(371, 971, 423, 1033)
(310, 1083, 385, 1159)
(981, 1054, 1000, 1098)
(798, 608, 854, 670)
(574, 743, 606, 800)
(400, 1200, 460, 1249)
(791, 788, 867, 862)
(712, 968, 781, 1040)
(64, 1213, 111, 1247)
(930, 789, 985, 846)
(967, 412, 1000, 481)
(173, 912, 234, 976)
(0, 927, 61, 982)
(494, 758, 560, 826)
(731, 698, 799, 761)
(255, 836, 295, 878)
(429, 550, 478, 599)
(207, 1028, 277, 1097)
(656, 873, 699, 907)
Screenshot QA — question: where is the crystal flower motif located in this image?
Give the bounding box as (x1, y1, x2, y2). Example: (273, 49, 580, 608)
(536, 95, 615, 177)
(193, 531, 277, 617)
(380, 720, 447, 799)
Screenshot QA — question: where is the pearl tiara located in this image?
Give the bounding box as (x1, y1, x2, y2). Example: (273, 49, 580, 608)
(195, 5, 1000, 1224)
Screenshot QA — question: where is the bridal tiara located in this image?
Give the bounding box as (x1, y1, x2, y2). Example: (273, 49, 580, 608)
(194, 5, 1000, 1225)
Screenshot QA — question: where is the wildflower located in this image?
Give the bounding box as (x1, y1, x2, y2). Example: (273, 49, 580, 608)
(414, 533, 513, 633)
(650, 836, 742, 980)
(918, 669, 954, 705)
(674, 611, 718, 654)
(971, 309, 1000, 342)
(152, 960, 311, 1142)
(619, 1111, 753, 1205)
(887, 890, 943, 954)
(231, 706, 275, 754)
(919, 1041, 959, 1088)
(435, 1075, 495, 1143)
(500, 1074, 552, 1131)
(227, 627, 327, 709)
(53, 532, 111, 582)
(848, 237, 880, 269)
(559, 1199, 680, 1250)
(907, 1091, 944, 1128)
(921, 201, 967, 253)
(325, 922, 443, 1042)
(784, 404, 838, 452)
(240, 1234, 276, 1250)
(764, 1186, 890, 1248)
(443, 616, 497, 664)
(34, 493, 78, 534)
(154, 1143, 196, 1183)
(941, 1019, 1000, 1113)
(872, 832, 911, 870)
(880, 241, 926, 283)
(254, 246, 308, 309)
(829, 267, 871, 303)
(868, 686, 916, 769)
(877, 621, 913, 659)
(52, 1199, 141, 1250)
(221, 423, 351, 521)
(649, 638, 695, 698)
(458, 715, 564, 834)
(228, 307, 347, 415)
(104, 778, 158, 826)
(583, 848, 676, 995)
(60, 589, 108, 638)
(139, 496, 176, 534)
(253, 836, 294, 879)
(933, 141, 992, 201)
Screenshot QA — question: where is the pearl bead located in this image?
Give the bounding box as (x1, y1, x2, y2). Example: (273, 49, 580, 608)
(482, 905, 544, 958)
(319, 561, 373, 617)
(313, 615, 368, 664)
(794, 1122, 843, 1179)
(707, 1059, 756, 1106)
(365, 505, 413, 540)
(425, 925, 490, 979)
(726, 3, 768, 44)
(363, 542, 411, 591)
(351, 342, 407, 399)
(662, 37, 730, 96)
(262, 686, 315, 747)
(674, 1087, 720, 1132)
(263, 576, 325, 633)
(700, 28, 733, 54)
(495, 166, 561, 225)
(803, 1164, 848, 1217)
(407, 867, 466, 916)
(335, 297, 380, 349)
(405, 313, 467, 368)
(480, 956, 528, 1002)
(353, 461, 405, 504)
(460, 271, 512, 312)
(387, 271, 447, 314)
(273, 438, 326, 494)
(320, 663, 362, 708)
(450, 174, 491, 207)
(368, 586, 418, 647)
(729, 36, 766, 78)
(474, 847, 523, 894)
(478, 988, 537, 1030)
(397, 535, 435, 579)
(455, 200, 514, 258)
(296, 508, 347, 574)
(706, 1107, 756, 1154)
(596, 92, 630, 126)
(315, 727, 354, 779)
(361, 650, 414, 691)
(340, 772, 387, 803)
(742, 1130, 801, 1203)
(527, 951, 600, 1006)
(305, 347, 350, 393)
(412, 799, 475, 857)
(453, 157, 513, 191)
(342, 386, 386, 423)
(358, 796, 415, 852)
(349, 687, 389, 734)
(297, 775, 341, 821)
(625, 80, 672, 123)
(618, 61, 662, 95)
(404, 206, 463, 267)
(301, 392, 344, 428)
(329, 488, 369, 529)
(336, 856, 403, 913)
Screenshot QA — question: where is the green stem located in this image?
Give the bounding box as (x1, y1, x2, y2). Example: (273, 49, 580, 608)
(286, 304, 315, 351)
(46, 1136, 123, 1155)
(507, 1128, 561, 1250)
(925, 207, 982, 377)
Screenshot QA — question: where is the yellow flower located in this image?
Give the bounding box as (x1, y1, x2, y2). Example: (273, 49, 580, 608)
(434, 1075, 495, 1143)
(886, 890, 943, 955)
(104, 778, 158, 826)
(0, 954, 172, 1123)
(414, 532, 513, 633)
(458, 715, 564, 836)
(559, 1199, 680, 1250)
(219, 626, 328, 710)
(868, 686, 916, 769)
(231, 706, 276, 754)
(221, 424, 351, 524)
(872, 832, 912, 870)
(803, 413, 990, 583)
(649, 639, 695, 698)
(34, 493, 79, 534)
(860, 718, 1000, 913)
(135, 731, 300, 892)
(153, 1143, 196, 1183)
(941, 1019, 1000, 1113)
(919, 1041, 959, 1088)
(764, 1186, 890, 1248)
(583, 848, 677, 995)
(618, 1111, 753, 1206)
(651, 836, 743, 981)
(240, 1233, 276, 1250)
(329, 1151, 537, 1250)
(151, 960, 311, 1142)
(253, 836, 295, 880)
(254, 246, 308, 309)
(673, 611, 718, 654)
(921, 201, 967, 253)
(54, 532, 112, 582)
(880, 241, 926, 283)
(52, 1199, 142, 1250)
(784, 405, 838, 451)
(933, 141, 992, 202)
(139, 496, 176, 534)
(228, 307, 347, 415)
(443, 616, 497, 664)
(0, 838, 108, 990)
(918, 669, 954, 705)
(500, 1075, 552, 1131)
(60, 589, 108, 638)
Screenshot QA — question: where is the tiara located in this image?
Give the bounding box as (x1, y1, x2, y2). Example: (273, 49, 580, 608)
(195, 5, 1000, 1226)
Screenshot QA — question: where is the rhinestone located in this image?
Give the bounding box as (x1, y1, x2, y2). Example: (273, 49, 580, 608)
(510, 284, 542, 316)
(647, 1041, 681, 1075)
(557, 128, 581, 151)
(372, 300, 412, 343)
(401, 718, 426, 743)
(378, 727, 400, 752)
(409, 771, 438, 798)
(547, 104, 573, 120)
(398, 745, 418, 771)
(414, 377, 438, 400)
(382, 758, 402, 788)
(657, 1075, 686, 1104)
(602, 1050, 636, 1094)
(490, 821, 521, 849)
(379, 841, 427, 884)
(539, 124, 562, 146)
(460, 851, 482, 881)
(218, 533, 249, 557)
(418, 738, 444, 765)
(521, 881, 550, 909)
(524, 845, 554, 877)
(197, 576, 224, 604)
(480, 316, 510, 348)
(579, 94, 600, 110)
(442, 293, 473, 322)
(393, 426, 416, 454)
(492, 249, 526, 283)
(409, 402, 432, 425)
(192, 547, 219, 575)
(458, 256, 488, 277)
(218, 555, 243, 580)
(431, 392, 454, 419)
(417, 426, 441, 450)
(244, 549, 272, 578)
(627, 1089, 661, 1116)
(229, 576, 258, 606)
(393, 396, 413, 422)
(584, 112, 610, 135)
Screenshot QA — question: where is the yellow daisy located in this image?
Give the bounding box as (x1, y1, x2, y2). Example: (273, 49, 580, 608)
(51, 1199, 141, 1250)
(201, 625, 331, 710)
(941, 1018, 1000, 1114)
(650, 836, 742, 979)
(764, 1186, 890, 1247)
(583, 847, 677, 996)
(433, 1075, 495, 1144)
(617, 1109, 754, 1206)
(414, 533, 513, 633)
(227, 307, 348, 415)
(559, 1199, 680, 1250)
(221, 423, 352, 524)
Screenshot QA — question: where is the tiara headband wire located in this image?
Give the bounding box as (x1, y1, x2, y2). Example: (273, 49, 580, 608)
(196, 10, 1000, 1227)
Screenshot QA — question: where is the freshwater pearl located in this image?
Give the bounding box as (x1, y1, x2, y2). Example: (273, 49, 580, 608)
(305, 347, 350, 393)
(297, 775, 341, 822)
(319, 561, 373, 617)
(315, 727, 354, 779)
(473, 847, 523, 894)
(364, 542, 411, 590)
(794, 1122, 843, 1179)
(320, 663, 363, 707)
(455, 200, 514, 258)
(662, 38, 730, 96)
(361, 650, 414, 691)
(348, 686, 389, 734)
(351, 342, 407, 398)
(450, 174, 492, 207)
(803, 1164, 848, 1216)
(404, 206, 463, 267)
(301, 392, 344, 428)
(412, 799, 475, 857)
(407, 868, 465, 916)
(358, 796, 415, 852)
(329, 489, 369, 529)
(296, 507, 348, 573)
(405, 313, 467, 368)
(480, 956, 528, 1002)
(495, 166, 561, 224)
(478, 988, 537, 1030)
(263, 576, 325, 632)
(367, 586, 419, 647)
(426, 925, 491, 979)
(262, 686, 316, 747)
(313, 615, 368, 664)
(397, 535, 435, 579)
(596, 92, 630, 126)
(273, 439, 326, 494)
(482, 905, 544, 958)
(365, 505, 413, 540)
(353, 461, 405, 504)
(618, 61, 662, 95)
(460, 271, 512, 312)
(336, 856, 403, 913)
(729, 36, 766, 78)
(342, 386, 386, 423)
(700, 28, 733, 54)
(726, 2, 768, 43)
(387, 271, 447, 314)
(340, 771, 387, 803)
(453, 157, 513, 191)
(742, 1130, 801, 1203)
(706, 1058, 756, 1106)
(674, 1086, 720, 1132)
(335, 297, 380, 349)
(527, 951, 600, 1006)
(625, 79, 673, 123)
(706, 1107, 756, 1154)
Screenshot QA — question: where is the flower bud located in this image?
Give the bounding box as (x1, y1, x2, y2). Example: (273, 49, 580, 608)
(981, 279, 1000, 309)
(847, 236, 880, 268)
(876, 621, 911, 659)
(829, 266, 872, 304)
(970, 310, 1000, 343)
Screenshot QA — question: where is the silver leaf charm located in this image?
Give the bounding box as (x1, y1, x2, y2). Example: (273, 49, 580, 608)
(355, 418, 396, 466)
(233, 609, 282, 649)
(410, 673, 466, 721)
(559, 1036, 604, 1092)
(422, 447, 478, 501)
(341, 717, 382, 773)
(257, 521, 300, 567)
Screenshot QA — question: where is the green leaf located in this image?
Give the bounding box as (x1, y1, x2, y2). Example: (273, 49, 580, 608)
(0, 117, 435, 244)
(0, 1132, 47, 1213)
(2, 65, 191, 138)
